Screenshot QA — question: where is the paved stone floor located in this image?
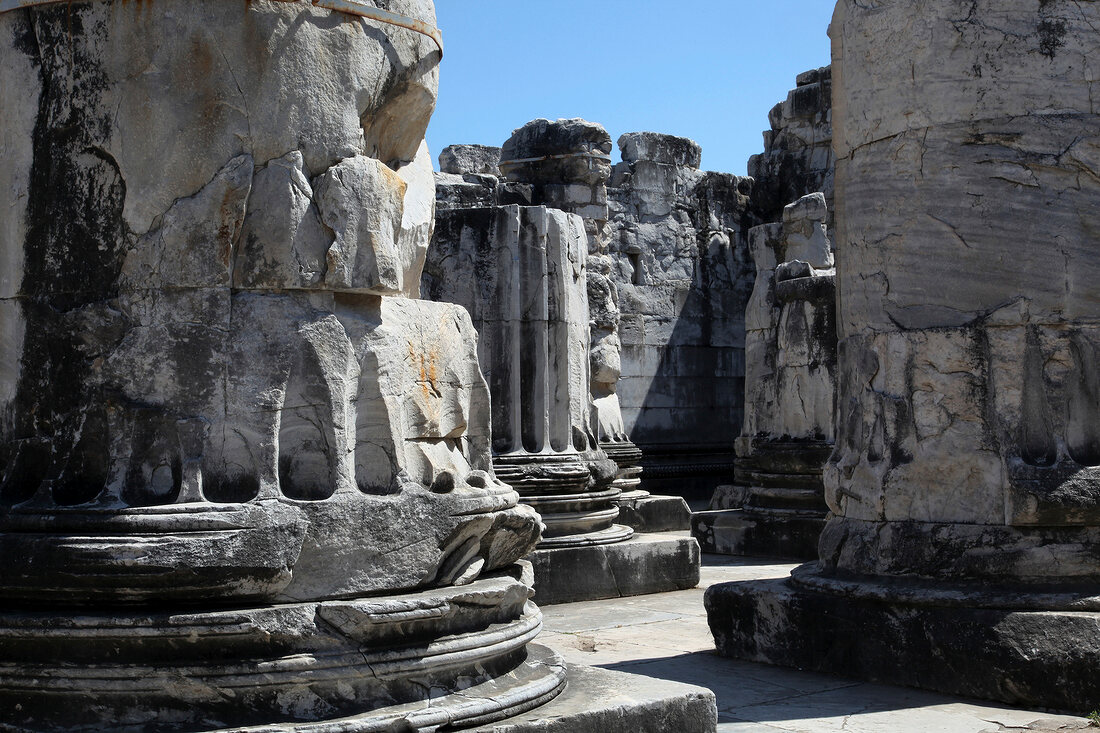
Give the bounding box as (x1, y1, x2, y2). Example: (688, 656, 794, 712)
(536, 541, 1093, 732)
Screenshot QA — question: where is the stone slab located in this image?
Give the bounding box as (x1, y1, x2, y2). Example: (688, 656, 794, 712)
(691, 509, 823, 560)
(617, 494, 692, 532)
(469, 660, 717, 732)
(705, 574, 1100, 712)
(529, 532, 700, 605)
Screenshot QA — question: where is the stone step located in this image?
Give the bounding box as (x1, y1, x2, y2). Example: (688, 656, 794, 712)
(704, 569, 1100, 713)
(616, 493, 692, 532)
(470, 657, 717, 733)
(528, 531, 700, 605)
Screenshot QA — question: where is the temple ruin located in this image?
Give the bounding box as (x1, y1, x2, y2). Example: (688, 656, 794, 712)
(1, 0, 1099, 730)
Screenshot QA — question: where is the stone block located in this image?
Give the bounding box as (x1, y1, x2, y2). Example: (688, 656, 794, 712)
(439, 144, 502, 176)
(705, 568, 1100, 713)
(616, 494, 691, 532)
(618, 131, 703, 170)
(528, 532, 700, 605)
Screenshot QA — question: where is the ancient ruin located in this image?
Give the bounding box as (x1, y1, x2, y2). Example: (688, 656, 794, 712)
(706, 0, 1100, 710)
(604, 133, 755, 502)
(693, 192, 837, 558)
(3, 0, 1100, 728)
(427, 120, 700, 604)
(0, 0, 715, 729)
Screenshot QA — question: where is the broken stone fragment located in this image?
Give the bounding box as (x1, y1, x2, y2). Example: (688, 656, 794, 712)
(235, 150, 329, 290)
(618, 131, 702, 169)
(500, 118, 614, 189)
(439, 143, 503, 176)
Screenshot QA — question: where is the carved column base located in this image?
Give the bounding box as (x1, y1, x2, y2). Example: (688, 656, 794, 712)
(693, 439, 831, 559)
(705, 562, 1100, 712)
(0, 566, 566, 732)
(601, 440, 646, 499)
(494, 453, 633, 549)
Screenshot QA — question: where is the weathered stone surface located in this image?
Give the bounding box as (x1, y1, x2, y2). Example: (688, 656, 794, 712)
(709, 0, 1100, 711)
(235, 151, 328, 290)
(1, 567, 567, 730)
(824, 0, 1100, 579)
(701, 194, 836, 561)
(0, 1, 572, 728)
(619, 131, 702, 170)
(470, 660, 718, 733)
(706, 570, 1100, 713)
(529, 532, 700, 605)
(500, 118, 614, 190)
(439, 143, 502, 176)
(616, 493, 692, 533)
(742, 194, 835, 443)
(692, 505, 823, 559)
(424, 203, 631, 548)
(606, 134, 754, 500)
(748, 66, 834, 228)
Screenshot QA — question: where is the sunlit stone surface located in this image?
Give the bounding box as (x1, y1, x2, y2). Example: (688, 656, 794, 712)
(0, 1, 568, 728)
(706, 0, 1100, 711)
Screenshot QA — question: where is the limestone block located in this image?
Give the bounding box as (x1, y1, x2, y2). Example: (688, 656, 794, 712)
(315, 154, 409, 295)
(500, 118, 613, 188)
(618, 131, 703, 169)
(439, 143, 502, 176)
(780, 192, 832, 269)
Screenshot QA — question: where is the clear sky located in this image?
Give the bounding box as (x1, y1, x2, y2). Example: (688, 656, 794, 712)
(425, 1, 835, 176)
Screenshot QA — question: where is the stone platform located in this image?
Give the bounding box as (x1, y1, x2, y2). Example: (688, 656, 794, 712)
(470, 660, 717, 732)
(537, 554, 1090, 732)
(705, 563, 1100, 713)
(529, 531, 700, 605)
(617, 494, 692, 532)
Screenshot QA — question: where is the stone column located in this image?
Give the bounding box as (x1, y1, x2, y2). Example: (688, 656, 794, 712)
(706, 0, 1100, 711)
(424, 202, 632, 548)
(427, 121, 701, 604)
(694, 193, 837, 558)
(0, 1, 571, 728)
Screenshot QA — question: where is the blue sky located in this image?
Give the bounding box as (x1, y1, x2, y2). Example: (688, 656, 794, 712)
(425, 1, 835, 176)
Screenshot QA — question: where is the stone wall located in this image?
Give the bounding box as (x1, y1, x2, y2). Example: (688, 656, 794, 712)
(605, 133, 754, 499)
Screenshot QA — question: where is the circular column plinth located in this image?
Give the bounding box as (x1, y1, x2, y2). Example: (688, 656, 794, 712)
(494, 453, 634, 548)
(0, 569, 566, 732)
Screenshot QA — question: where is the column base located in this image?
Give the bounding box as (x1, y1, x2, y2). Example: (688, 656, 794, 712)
(0, 567, 567, 731)
(691, 507, 824, 559)
(469, 659, 717, 732)
(704, 563, 1100, 712)
(617, 493, 692, 532)
(528, 531, 700, 604)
